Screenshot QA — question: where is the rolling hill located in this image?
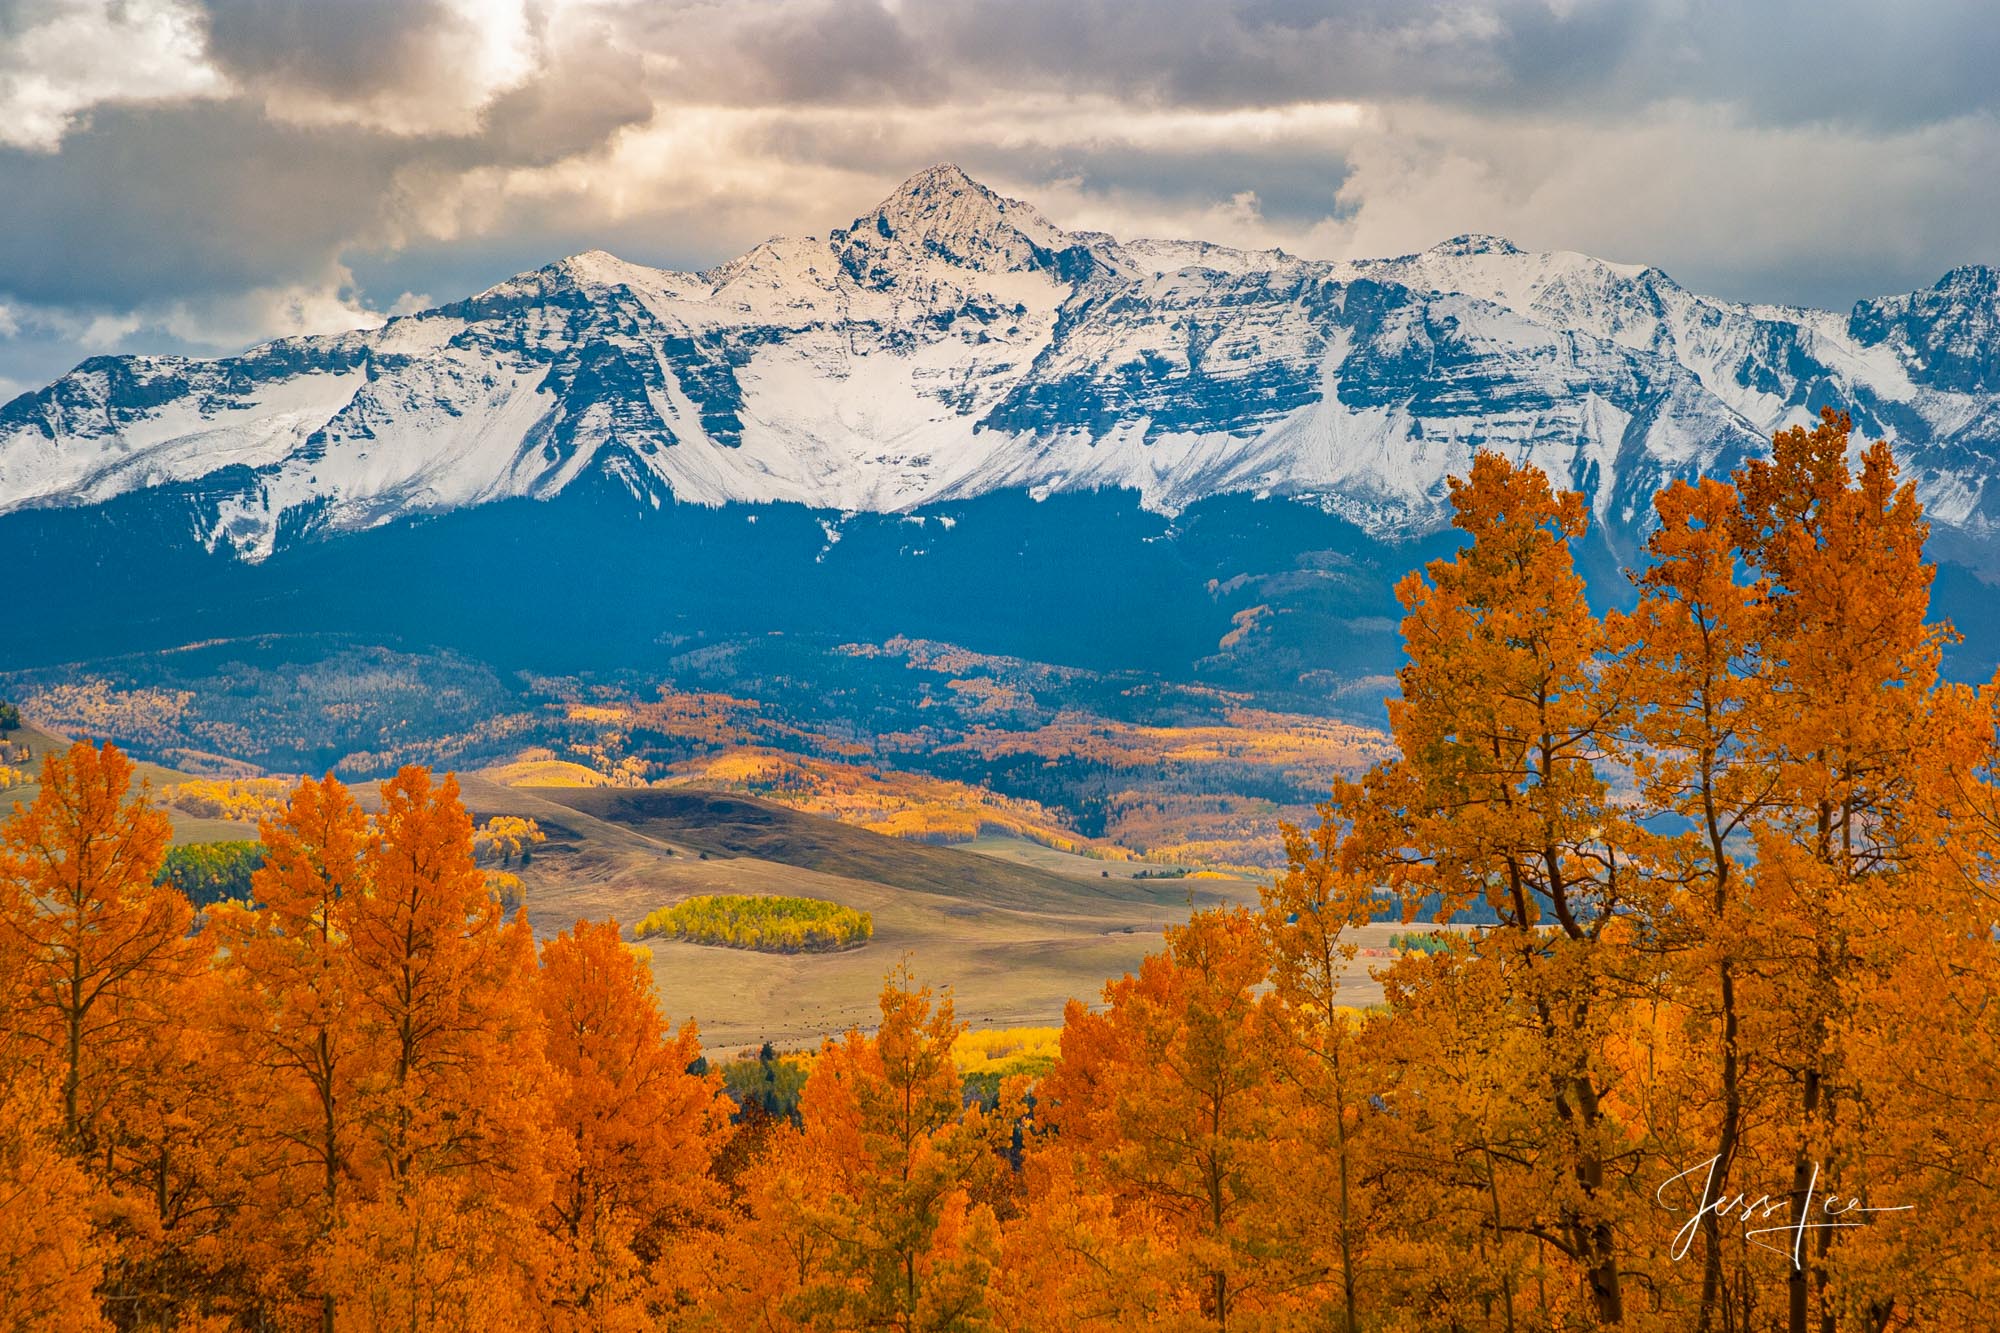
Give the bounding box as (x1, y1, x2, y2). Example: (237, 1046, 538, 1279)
(438, 775, 1313, 1049)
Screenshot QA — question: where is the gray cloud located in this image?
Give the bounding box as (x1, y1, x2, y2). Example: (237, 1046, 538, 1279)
(730, 0, 939, 104)
(894, 1, 2000, 128)
(198, 0, 453, 97)
(3, 0, 2000, 391)
(0, 99, 396, 308)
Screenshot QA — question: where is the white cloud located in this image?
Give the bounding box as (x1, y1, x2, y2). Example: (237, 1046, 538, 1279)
(0, 0, 225, 151)
(3, 268, 383, 363)
(1299, 102, 2000, 297)
(157, 275, 386, 347)
(78, 310, 143, 350)
(391, 94, 1375, 262)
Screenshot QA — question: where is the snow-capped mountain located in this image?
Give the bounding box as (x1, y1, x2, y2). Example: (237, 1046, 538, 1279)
(6, 164, 2000, 563)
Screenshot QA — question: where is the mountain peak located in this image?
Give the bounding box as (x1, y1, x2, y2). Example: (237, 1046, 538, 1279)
(1849, 262, 2000, 391)
(1427, 233, 1523, 258)
(1930, 263, 2000, 295)
(23, 166, 2000, 572)
(836, 164, 1073, 281)
(553, 249, 639, 284)
(866, 163, 1018, 238)
(882, 162, 990, 206)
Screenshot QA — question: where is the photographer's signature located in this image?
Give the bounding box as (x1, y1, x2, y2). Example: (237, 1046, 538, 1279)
(1656, 1157, 1913, 1270)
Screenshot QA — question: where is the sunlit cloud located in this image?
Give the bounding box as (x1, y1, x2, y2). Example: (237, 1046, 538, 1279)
(0, 0, 224, 151)
(247, 0, 540, 137)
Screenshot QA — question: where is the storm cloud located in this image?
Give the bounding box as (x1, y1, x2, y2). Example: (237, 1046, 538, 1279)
(2, 0, 1998, 395)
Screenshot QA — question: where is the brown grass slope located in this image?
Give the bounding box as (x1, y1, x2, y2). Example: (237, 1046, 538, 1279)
(1, 720, 262, 845)
(526, 786, 1168, 911)
(441, 780, 1271, 1048)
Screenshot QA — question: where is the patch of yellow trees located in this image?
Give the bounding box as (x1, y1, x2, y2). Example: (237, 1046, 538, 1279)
(158, 776, 292, 822)
(633, 893, 874, 953)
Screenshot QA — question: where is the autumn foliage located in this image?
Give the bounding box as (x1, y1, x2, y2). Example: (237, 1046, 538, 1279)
(633, 894, 874, 953)
(2, 411, 1998, 1330)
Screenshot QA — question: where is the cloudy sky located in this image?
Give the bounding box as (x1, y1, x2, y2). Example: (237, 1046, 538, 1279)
(3, 0, 1998, 396)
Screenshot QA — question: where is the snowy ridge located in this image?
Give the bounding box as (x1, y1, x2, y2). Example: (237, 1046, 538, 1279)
(7, 163, 2000, 560)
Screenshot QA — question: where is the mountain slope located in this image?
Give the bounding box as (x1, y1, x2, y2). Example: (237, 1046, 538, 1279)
(11, 164, 2000, 564)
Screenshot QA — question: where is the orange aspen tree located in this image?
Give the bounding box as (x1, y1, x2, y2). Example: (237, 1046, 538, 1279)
(1821, 676, 2000, 1331)
(729, 965, 1009, 1332)
(346, 767, 546, 1185)
(535, 918, 733, 1328)
(318, 1173, 529, 1333)
(0, 1077, 111, 1333)
(1614, 475, 1776, 1331)
(1259, 810, 1383, 1331)
(1339, 453, 1649, 1323)
(709, 1115, 841, 1331)
(0, 742, 245, 1327)
(1362, 934, 1572, 1328)
(1039, 908, 1305, 1329)
(0, 740, 184, 1153)
(328, 766, 552, 1327)
(209, 774, 369, 1330)
(0, 828, 111, 1333)
(96, 961, 260, 1329)
(1731, 411, 1947, 1333)
(990, 1145, 1193, 1332)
